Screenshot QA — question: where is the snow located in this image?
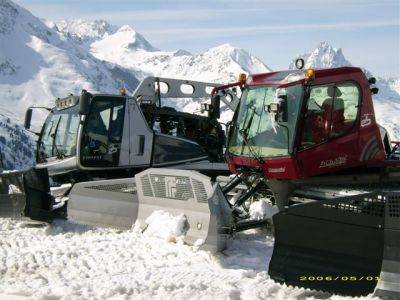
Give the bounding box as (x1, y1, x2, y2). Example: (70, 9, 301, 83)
(289, 41, 352, 70)
(0, 216, 370, 300)
(55, 19, 117, 48)
(90, 31, 270, 83)
(249, 199, 279, 221)
(7, 184, 20, 194)
(0, 115, 35, 170)
(142, 210, 187, 243)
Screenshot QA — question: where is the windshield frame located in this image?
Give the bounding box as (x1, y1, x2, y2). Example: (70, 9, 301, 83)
(37, 105, 80, 162)
(228, 82, 304, 159)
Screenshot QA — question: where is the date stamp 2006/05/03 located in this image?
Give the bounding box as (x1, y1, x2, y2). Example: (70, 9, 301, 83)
(299, 276, 380, 282)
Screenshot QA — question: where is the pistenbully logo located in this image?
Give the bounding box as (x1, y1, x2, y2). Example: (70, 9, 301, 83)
(319, 156, 348, 168)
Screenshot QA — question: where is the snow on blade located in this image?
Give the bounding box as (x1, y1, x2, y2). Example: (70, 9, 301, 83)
(7, 184, 21, 194)
(142, 210, 188, 243)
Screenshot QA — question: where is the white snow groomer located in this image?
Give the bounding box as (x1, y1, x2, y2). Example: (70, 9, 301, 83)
(1, 77, 238, 222)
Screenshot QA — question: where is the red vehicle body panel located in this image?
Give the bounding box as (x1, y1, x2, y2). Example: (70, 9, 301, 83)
(227, 67, 396, 180)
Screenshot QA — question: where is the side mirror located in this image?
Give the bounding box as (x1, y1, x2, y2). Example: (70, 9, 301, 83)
(265, 95, 288, 123)
(24, 106, 51, 136)
(24, 108, 33, 130)
(368, 77, 377, 84)
(277, 95, 288, 122)
(79, 90, 92, 115)
(266, 103, 279, 113)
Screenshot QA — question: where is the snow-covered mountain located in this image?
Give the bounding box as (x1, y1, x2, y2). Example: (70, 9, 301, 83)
(0, 1, 139, 116)
(0, 113, 34, 170)
(0, 1, 270, 170)
(289, 41, 352, 69)
(80, 24, 269, 83)
(55, 19, 271, 83)
(0, 0, 143, 170)
(0, 0, 399, 170)
(55, 19, 118, 49)
(290, 41, 400, 140)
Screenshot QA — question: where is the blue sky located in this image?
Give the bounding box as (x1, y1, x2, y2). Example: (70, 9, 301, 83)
(14, 0, 400, 78)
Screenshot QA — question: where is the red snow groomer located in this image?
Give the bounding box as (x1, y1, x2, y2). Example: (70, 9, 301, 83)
(220, 60, 400, 298)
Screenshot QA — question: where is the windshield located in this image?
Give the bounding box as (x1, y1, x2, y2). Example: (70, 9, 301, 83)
(38, 105, 80, 162)
(228, 84, 303, 158)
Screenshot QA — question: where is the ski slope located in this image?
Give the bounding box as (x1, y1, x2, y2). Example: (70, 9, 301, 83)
(0, 216, 375, 300)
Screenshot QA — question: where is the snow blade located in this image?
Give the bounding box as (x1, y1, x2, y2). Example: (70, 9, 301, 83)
(68, 168, 232, 252)
(268, 192, 397, 297)
(0, 171, 25, 218)
(68, 178, 139, 229)
(135, 168, 232, 252)
(374, 193, 400, 299)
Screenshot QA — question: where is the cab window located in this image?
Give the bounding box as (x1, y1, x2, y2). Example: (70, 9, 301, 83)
(300, 82, 360, 149)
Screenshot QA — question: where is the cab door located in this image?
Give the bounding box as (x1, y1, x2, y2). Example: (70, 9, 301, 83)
(296, 82, 361, 177)
(80, 96, 129, 168)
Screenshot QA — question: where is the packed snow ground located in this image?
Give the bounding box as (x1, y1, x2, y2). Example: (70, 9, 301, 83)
(0, 215, 377, 300)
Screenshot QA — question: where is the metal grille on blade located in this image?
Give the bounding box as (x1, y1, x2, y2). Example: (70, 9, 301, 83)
(191, 178, 208, 203)
(148, 174, 194, 201)
(85, 183, 137, 194)
(140, 175, 153, 197)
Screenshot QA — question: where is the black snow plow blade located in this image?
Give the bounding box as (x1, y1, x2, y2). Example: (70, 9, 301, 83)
(268, 192, 400, 298)
(0, 171, 25, 218)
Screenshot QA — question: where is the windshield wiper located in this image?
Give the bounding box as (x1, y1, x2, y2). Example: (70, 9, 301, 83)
(51, 117, 65, 159)
(233, 98, 266, 163)
(235, 117, 264, 164)
(238, 131, 264, 164)
(240, 106, 254, 138)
